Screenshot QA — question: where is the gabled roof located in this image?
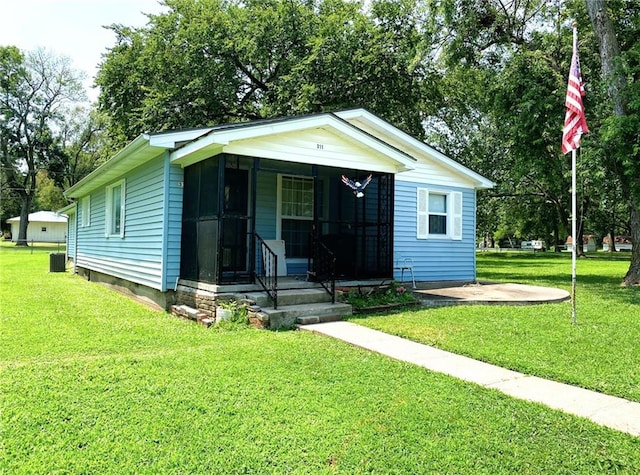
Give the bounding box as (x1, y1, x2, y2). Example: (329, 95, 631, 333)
(169, 111, 418, 173)
(7, 211, 68, 223)
(64, 109, 493, 199)
(335, 109, 495, 189)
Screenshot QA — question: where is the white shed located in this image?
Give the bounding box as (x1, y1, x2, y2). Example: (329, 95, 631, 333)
(6, 211, 68, 243)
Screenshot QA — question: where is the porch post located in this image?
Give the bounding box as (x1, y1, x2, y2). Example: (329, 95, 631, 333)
(250, 158, 259, 282)
(215, 154, 226, 284)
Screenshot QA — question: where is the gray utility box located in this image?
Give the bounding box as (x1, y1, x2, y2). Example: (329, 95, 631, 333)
(49, 253, 66, 272)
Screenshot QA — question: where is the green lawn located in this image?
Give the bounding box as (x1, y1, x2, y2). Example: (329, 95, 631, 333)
(2, 244, 640, 474)
(352, 252, 640, 402)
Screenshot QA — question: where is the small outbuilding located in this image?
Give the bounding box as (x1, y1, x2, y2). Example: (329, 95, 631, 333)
(6, 211, 68, 243)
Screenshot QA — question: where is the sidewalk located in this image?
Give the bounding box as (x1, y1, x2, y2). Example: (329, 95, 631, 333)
(300, 321, 640, 437)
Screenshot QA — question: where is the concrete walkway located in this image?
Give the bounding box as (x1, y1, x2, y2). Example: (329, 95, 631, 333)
(300, 321, 640, 437)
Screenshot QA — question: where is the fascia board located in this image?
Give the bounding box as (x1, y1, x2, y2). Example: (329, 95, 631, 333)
(148, 128, 214, 148)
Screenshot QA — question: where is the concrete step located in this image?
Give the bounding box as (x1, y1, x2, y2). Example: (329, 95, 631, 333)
(296, 314, 345, 325)
(235, 288, 335, 307)
(260, 302, 352, 330)
(170, 304, 214, 327)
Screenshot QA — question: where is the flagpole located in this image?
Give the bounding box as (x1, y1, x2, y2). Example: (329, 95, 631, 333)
(563, 22, 587, 325)
(571, 147, 577, 325)
(570, 23, 578, 326)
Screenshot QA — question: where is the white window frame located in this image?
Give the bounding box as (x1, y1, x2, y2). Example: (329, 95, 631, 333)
(105, 179, 126, 238)
(81, 196, 91, 227)
(276, 174, 314, 261)
(417, 188, 462, 241)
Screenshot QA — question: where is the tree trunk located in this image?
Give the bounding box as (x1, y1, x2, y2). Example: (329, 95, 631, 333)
(585, 0, 625, 116)
(623, 203, 640, 285)
(586, 0, 640, 283)
(16, 197, 31, 246)
(607, 231, 616, 252)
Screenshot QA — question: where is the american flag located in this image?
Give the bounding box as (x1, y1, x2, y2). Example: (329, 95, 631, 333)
(562, 28, 589, 154)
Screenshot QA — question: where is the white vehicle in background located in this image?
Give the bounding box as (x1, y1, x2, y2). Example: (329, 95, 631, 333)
(521, 240, 546, 251)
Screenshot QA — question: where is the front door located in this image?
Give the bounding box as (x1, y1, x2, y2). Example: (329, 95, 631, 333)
(220, 167, 249, 281)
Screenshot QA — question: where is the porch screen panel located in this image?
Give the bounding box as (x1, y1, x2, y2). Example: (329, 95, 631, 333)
(180, 157, 220, 284)
(198, 219, 218, 282)
(199, 158, 218, 217)
(180, 220, 198, 281)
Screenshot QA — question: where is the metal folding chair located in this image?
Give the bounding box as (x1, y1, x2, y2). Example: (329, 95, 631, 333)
(394, 257, 416, 289)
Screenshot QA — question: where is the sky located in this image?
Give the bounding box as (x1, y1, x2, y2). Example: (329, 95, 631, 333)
(0, 0, 168, 101)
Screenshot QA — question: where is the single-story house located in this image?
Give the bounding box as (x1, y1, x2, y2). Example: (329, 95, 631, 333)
(63, 109, 493, 313)
(603, 235, 633, 251)
(565, 235, 597, 253)
(6, 211, 68, 243)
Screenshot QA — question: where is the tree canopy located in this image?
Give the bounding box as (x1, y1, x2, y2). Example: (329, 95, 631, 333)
(96, 0, 438, 148)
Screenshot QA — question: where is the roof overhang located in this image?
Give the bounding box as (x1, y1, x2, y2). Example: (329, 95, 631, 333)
(64, 128, 213, 199)
(171, 113, 417, 174)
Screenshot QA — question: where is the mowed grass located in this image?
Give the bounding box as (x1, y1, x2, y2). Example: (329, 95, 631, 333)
(352, 252, 640, 402)
(2, 244, 640, 474)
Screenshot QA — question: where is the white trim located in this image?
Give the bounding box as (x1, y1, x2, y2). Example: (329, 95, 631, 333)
(81, 195, 91, 227)
(276, 174, 314, 259)
(417, 188, 428, 239)
(451, 191, 463, 240)
(105, 179, 126, 238)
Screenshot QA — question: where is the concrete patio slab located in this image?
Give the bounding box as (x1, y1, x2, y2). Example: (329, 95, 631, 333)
(415, 282, 570, 306)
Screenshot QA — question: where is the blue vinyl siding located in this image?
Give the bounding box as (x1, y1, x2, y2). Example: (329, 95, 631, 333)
(76, 155, 167, 290)
(394, 180, 477, 282)
(255, 170, 277, 239)
(164, 160, 184, 291)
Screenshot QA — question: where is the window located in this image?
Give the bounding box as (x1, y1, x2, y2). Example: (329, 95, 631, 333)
(41, 227, 47, 232)
(417, 188, 462, 240)
(428, 193, 447, 235)
(105, 180, 125, 237)
(279, 175, 314, 258)
(81, 196, 91, 227)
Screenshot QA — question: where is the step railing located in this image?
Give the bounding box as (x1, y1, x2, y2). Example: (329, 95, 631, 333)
(307, 234, 336, 304)
(254, 233, 278, 309)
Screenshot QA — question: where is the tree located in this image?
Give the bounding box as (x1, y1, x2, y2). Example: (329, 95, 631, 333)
(0, 46, 86, 245)
(585, 0, 640, 284)
(96, 0, 437, 147)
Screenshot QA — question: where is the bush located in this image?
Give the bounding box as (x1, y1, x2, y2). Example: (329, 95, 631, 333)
(346, 281, 418, 310)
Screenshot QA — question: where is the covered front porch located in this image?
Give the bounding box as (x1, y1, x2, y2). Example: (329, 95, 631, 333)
(179, 154, 396, 290)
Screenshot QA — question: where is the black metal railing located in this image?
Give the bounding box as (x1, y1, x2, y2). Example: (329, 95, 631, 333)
(254, 233, 278, 309)
(307, 234, 337, 304)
